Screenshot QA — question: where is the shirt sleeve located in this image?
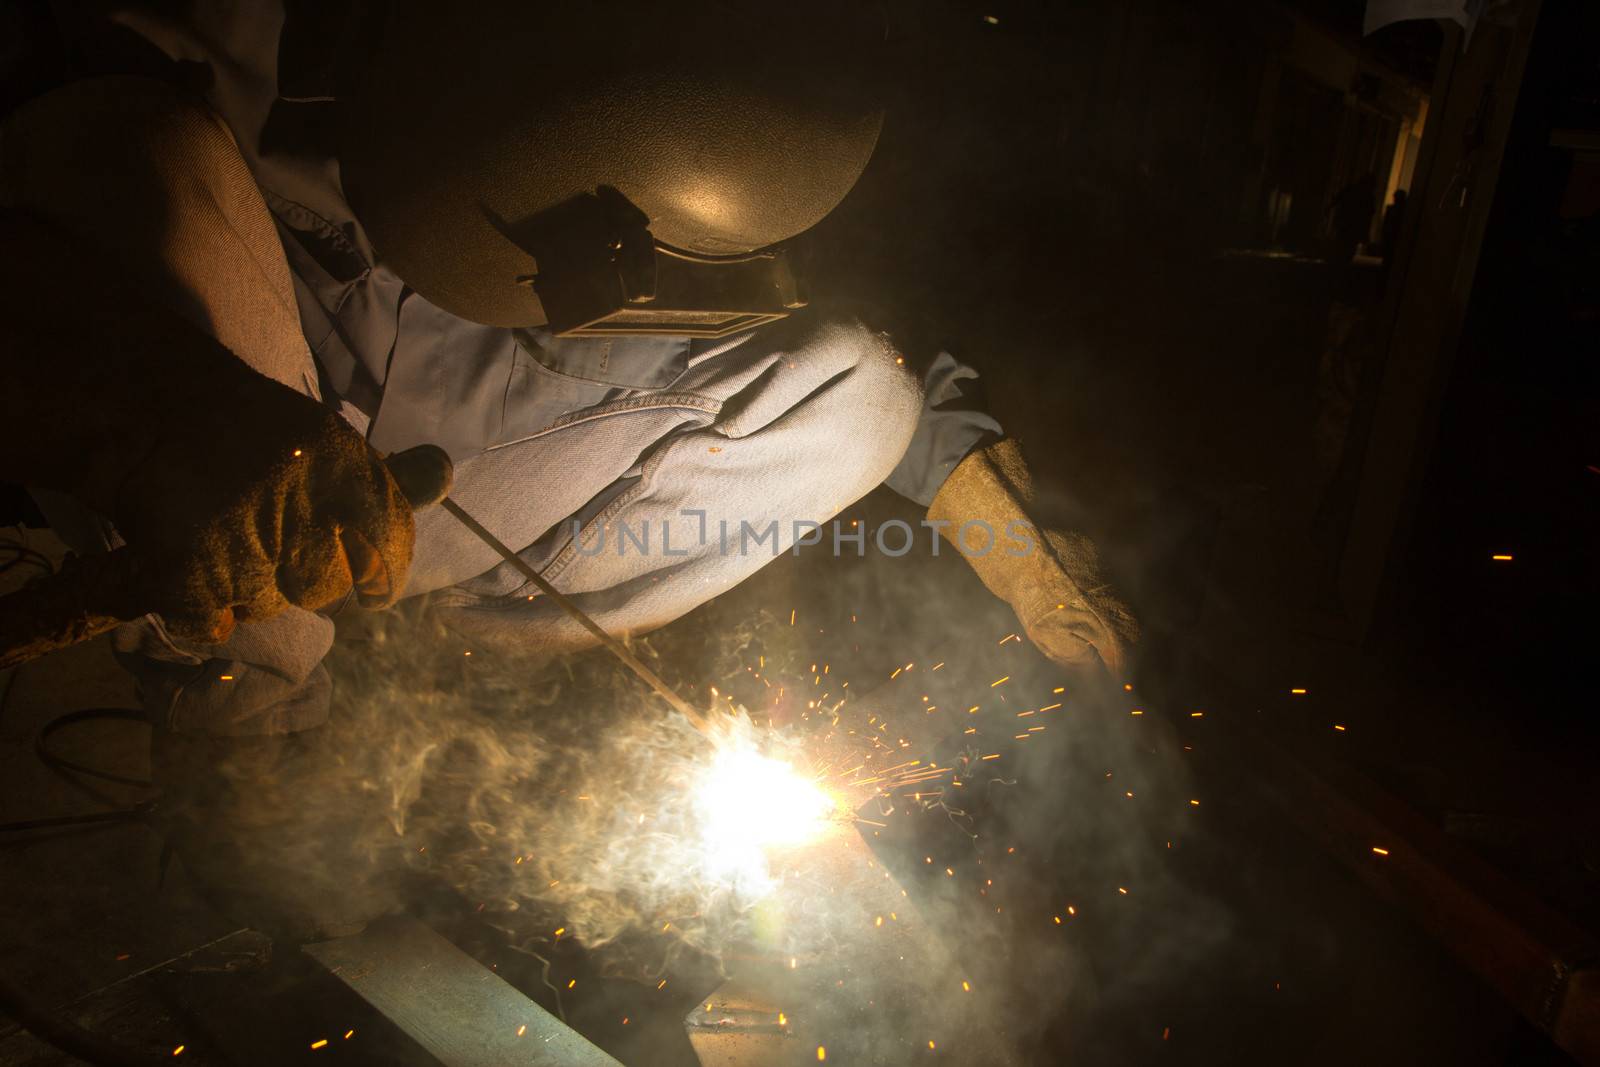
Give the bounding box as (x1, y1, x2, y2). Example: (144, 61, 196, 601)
(883, 350, 1003, 507)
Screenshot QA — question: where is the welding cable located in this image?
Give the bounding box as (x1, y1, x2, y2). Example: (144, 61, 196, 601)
(35, 707, 155, 790)
(0, 707, 156, 836)
(0, 531, 55, 582)
(0, 714, 203, 1065)
(0, 805, 152, 834)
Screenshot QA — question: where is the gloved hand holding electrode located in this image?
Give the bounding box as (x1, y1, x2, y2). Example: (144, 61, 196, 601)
(0, 210, 450, 666)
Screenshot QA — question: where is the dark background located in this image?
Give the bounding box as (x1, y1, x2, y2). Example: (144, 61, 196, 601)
(791, 0, 1599, 1061)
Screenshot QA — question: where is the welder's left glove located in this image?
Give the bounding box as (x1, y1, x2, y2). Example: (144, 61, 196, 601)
(927, 439, 1138, 681)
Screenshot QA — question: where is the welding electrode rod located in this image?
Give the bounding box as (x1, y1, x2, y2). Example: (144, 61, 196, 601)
(440, 497, 711, 733)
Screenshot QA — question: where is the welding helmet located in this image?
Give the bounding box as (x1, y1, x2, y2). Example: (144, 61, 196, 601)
(339, 2, 886, 337)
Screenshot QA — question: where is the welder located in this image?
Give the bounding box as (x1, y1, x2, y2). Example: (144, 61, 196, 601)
(0, 2, 1135, 935)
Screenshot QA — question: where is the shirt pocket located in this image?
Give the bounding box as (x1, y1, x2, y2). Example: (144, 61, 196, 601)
(513, 330, 692, 390)
(499, 341, 632, 443)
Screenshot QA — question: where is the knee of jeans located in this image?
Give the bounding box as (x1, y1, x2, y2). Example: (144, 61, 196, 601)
(817, 318, 924, 475)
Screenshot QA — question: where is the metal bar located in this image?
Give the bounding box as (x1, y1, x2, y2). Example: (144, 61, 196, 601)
(440, 497, 711, 734)
(303, 916, 621, 1067)
(1235, 724, 1600, 1065)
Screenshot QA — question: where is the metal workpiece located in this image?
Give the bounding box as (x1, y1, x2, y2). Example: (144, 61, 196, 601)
(304, 916, 621, 1067)
(685, 819, 1014, 1066)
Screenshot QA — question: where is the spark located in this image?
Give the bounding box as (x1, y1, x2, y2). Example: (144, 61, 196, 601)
(1371, 846, 1390, 856)
(818, 1046, 827, 1061)
(694, 734, 835, 886)
(1334, 724, 1347, 731)
(310, 1039, 328, 1050)
(1491, 554, 1513, 561)
(344, 1030, 354, 1040)
(517, 1025, 527, 1037)
(1291, 688, 1307, 695)
(172, 1048, 185, 1058)
(991, 676, 1010, 687)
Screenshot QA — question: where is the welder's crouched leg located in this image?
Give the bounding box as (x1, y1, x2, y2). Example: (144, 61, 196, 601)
(9, 80, 395, 937)
(436, 315, 924, 649)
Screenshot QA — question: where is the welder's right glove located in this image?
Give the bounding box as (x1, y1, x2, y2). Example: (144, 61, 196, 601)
(0, 211, 417, 645)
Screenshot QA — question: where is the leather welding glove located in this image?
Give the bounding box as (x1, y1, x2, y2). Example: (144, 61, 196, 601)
(927, 439, 1138, 680)
(0, 211, 416, 645)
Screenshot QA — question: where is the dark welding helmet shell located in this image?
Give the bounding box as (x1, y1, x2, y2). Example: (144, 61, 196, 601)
(339, 3, 886, 328)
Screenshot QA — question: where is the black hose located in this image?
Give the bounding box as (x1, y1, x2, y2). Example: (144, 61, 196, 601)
(0, 805, 149, 834)
(0, 703, 197, 1065)
(35, 706, 155, 789)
